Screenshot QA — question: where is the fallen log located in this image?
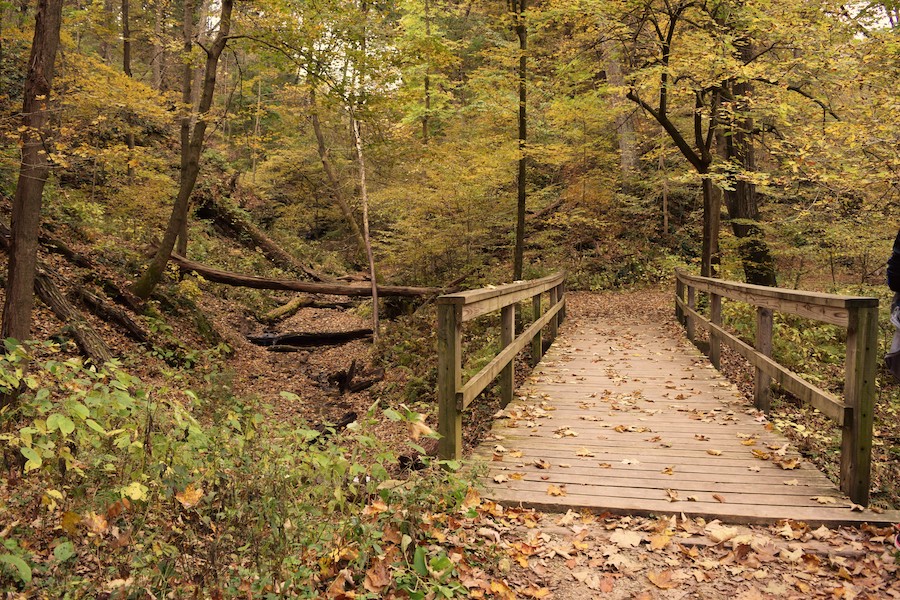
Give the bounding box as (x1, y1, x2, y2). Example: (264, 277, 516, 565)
(34, 271, 112, 365)
(197, 195, 331, 282)
(169, 252, 441, 298)
(248, 328, 373, 347)
(75, 289, 150, 345)
(258, 295, 355, 324)
(0, 220, 111, 364)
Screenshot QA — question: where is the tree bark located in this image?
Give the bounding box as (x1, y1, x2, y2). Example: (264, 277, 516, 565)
(1, 0, 64, 342)
(603, 40, 637, 175)
(122, 0, 136, 181)
(152, 0, 164, 89)
(248, 328, 373, 347)
(130, 0, 234, 300)
(512, 0, 527, 280)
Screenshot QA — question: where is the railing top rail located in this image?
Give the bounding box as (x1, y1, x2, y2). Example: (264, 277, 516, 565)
(437, 272, 565, 306)
(675, 268, 878, 309)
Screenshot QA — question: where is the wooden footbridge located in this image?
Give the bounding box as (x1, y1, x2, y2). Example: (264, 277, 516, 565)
(436, 271, 900, 525)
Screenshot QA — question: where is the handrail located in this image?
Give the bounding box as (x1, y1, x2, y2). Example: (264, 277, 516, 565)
(436, 273, 566, 460)
(674, 268, 878, 505)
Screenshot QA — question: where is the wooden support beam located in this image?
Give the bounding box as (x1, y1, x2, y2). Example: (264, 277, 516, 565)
(437, 303, 462, 460)
(531, 293, 542, 367)
(755, 307, 773, 413)
(500, 304, 515, 408)
(841, 306, 877, 506)
(709, 293, 722, 368)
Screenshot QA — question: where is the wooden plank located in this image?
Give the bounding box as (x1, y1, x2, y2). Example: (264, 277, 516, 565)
(677, 297, 846, 424)
(485, 478, 846, 508)
(457, 300, 564, 410)
(437, 304, 462, 460)
(486, 488, 898, 527)
(840, 306, 877, 505)
(675, 268, 877, 312)
(755, 306, 773, 412)
(438, 272, 564, 305)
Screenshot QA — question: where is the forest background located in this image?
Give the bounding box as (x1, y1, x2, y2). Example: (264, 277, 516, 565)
(1, 0, 900, 597)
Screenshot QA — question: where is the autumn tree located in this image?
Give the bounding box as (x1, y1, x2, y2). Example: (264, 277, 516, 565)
(130, 0, 234, 300)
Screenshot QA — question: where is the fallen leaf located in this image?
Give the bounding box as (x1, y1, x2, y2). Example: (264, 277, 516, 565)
(707, 449, 723, 456)
(84, 511, 108, 535)
(649, 534, 671, 550)
(610, 529, 643, 548)
(533, 459, 551, 470)
(741, 438, 757, 446)
(751, 449, 771, 460)
(783, 479, 799, 486)
(694, 434, 709, 441)
(362, 499, 388, 516)
(509, 450, 524, 458)
(812, 496, 837, 505)
(509, 472, 526, 480)
(521, 586, 551, 598)
(547, 484, 566, 497)
(665, 489, 679, 502)
(775, 458, 800, 470)
(748, 466, 761, 472)
(363, 558, 391, 594)
(575, 447, 595, 457)
(175, 484, 203, 509)
(705, 523, 739, 543)
(598, 462, 612, 468)
(493, 473, 509, 484)
(647, 570, 678, 589)
(713, 494, 726, 503)
(661, 466, 674, 476)
(621, 458, 639, 465)
(409, 417, 434, 441)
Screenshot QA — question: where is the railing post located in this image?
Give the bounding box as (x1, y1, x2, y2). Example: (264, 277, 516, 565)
(709, 293, 722, 368)
(685, 285, 696, 341)
(500, 304, 515, 407)
(558, 281, 566, 323)
(754, 307, 773, 412)
(675, 275, 685, 325)
(437, 303, 462, 460)
(531, 292, 542, 366)
(840, 305, 877, 506)
(549, 286, 559, 340)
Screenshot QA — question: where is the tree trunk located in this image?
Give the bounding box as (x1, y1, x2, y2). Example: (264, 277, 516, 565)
(165, 252, 441, 297)
(700, 176, 720, 278)
(122, 0, 136, 181)
(310, 91, 368, 259)
(422, 0, 431, 144)
(352, 117, 379, 339)
(719, 48, 777, 286)
(130, 0, 234, 300)
(512, 0, 527, 280)
(604, 40, 637, 175)
(152, 0, 164, 89)
(1, 0, 64, 342)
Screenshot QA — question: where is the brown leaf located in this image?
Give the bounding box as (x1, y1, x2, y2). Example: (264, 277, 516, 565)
(812, 496, 837, 505)
(409, 417, 433, 441)
(775, 457, 801, 470)
(509, 450, 524, 458)
(575, 447, 595, 457)
(61, 511, 82, 535)
(363, 558, 391, 594)
(461, 488, 481, 510)
(598, 462, 612, 468)
(493, 473, 509, 484)
(649, 534, 671, 550)
(665, 488, 679, 502)
(521, 586, 551, 598)
(533, 459, 551, 469)
(751, 449, 771, 460)
(84, 511, 108, 535)
(326, 568, 354, 599)
(610, 529, 643, 548)
(509, 472, 526, 480)
(647, 570, 678, 589)
(362, 499, 388, 516)
(706, 449, 723, 456)
(661, 466, 674, 476)
(713, 494, 726, 503)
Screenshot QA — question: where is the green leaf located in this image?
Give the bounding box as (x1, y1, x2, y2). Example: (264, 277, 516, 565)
(383, 408, 403, 421)
(66, 401, 90, 420)
(57, 416, 76, 436)
(0, 553, 32, 583)
(85, 419, 106, 434)
(53, 541, 75, 563)
(413, 546, 428, 577)
(20, 447, 42, 471)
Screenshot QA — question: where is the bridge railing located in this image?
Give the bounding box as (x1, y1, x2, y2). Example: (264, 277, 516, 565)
(674, 268, 878, 505)
(436, 273, 566, 460)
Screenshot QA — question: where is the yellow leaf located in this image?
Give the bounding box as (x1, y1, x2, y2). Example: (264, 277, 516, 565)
(84, 511, 108, 535)
(649, 534, 671, 550)
(648, 570, 678, 589)
(175, 484, 203, 509)
(547, 484, 566, 497)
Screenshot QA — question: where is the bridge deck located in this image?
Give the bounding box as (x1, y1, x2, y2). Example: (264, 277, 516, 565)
(475, 294, 900, 526)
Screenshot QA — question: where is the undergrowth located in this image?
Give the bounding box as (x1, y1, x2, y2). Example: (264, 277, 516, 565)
(0, 341, 480, 598)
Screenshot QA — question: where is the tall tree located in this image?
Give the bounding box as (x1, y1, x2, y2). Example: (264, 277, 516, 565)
(511, 0, 527, 280)
(2, 0, 65, 342)
(130, 0, 234, 299)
